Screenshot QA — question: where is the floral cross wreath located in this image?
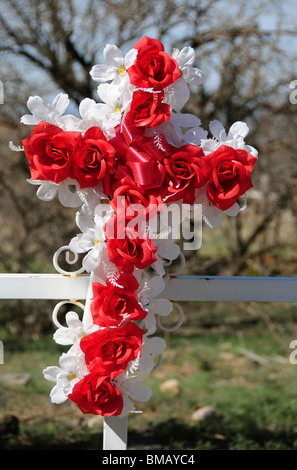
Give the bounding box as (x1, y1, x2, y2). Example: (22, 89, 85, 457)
(20, 36, 258, 417)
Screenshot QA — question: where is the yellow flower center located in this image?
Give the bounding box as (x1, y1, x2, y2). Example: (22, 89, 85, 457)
(93, 237, 100, 246)
(68, 372, 77, 381)
(114, 105, 122, 114)
(117, 65, 126, 75)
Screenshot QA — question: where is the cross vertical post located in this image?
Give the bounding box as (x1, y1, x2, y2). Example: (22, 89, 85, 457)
(103, 416, 128, 450)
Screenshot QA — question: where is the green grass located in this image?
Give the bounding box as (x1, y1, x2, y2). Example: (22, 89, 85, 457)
(1, 302, 297, 450)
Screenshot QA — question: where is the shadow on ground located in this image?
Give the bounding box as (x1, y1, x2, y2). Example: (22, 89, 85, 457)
(1, 417, 297, 450)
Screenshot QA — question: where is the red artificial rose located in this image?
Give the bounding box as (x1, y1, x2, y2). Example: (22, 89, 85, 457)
(71, 127, 116, 189)
(163, 145, 210, 204)
(106, 271, 140, 291)
(68, 374, 123, 416)
(126, 90, 171, 129)
(22, 121, 80, 183)
(127, 36, 181, 90)
(80, 322, 144, 379)
(110, 181, 163, 222)
(91, 276, 147, 327)
(106, 215, 157, 272)
(206, 145, 257, 211)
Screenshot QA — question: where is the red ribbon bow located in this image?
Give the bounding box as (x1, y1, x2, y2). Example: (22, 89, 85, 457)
(110, 121, 171, 190)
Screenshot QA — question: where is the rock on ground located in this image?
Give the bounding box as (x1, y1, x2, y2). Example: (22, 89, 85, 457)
(159, 378, 181, 396)
(191, 406, 225, 424)
(0, 373, 31, 387)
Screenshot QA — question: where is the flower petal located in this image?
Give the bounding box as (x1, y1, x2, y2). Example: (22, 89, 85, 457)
(20, 114, 39, 125)
(166, 77, 190, 112)
(52, 93, 70, 114)
(172, 46, 195, 68)
(50, 383, 69, 404)
(124, 48, 138, 68)
(182, 66, 204, 84)
(43, 366, 62, 382)
(58, 180, 82, 208)
(104, 44, 123, 67)
(90, 64, 115, 82)
(203, 203, 222, 229)
(36, 182, 59, 201)
(209, 120, 226, 140)
(127, 382, 152, 402)
(224, 202, 240, 217)
(65, 311, 83, 329)
(228, 121, 249, 140)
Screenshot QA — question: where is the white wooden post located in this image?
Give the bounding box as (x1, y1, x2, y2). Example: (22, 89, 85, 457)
(0, 272, 297, 450)
(1, 273, 297, 303)
(103, 416, 128, 450)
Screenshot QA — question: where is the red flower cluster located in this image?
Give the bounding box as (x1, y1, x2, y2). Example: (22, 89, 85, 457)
(69, 272, 147, 416)
(22, 42, 257, 213)
(23, 123, 115, 190)
(109, 132, 256, 209)
(24, 37, 257, 417)
(23, 120, 256, 212)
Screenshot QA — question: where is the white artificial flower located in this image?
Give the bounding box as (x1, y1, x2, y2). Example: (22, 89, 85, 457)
(137, 273, 166, 306)
(69, 228, 105, 272)
(27, 178, 86, 208)
(114, 373, 152, 416)
(197, 120, 258, 228)
(146, 207, 181, 276)
(164, 77, 190, 112)
(124, 380, 152, 404)
(154, 238, 181, 261)
(141, 298, 174, 334)
(152, 238, 181, 276)
(43, 351, 87, 404)
(201, 120, 258, 157)
(157, 112, 208, 147)
(96, 81, 133, 130)
(75, 190, 107, 233)
(202, 199, 223, 230)
(76, 97, 123, 138)
(53, 311, 98, 346)
(90, 45, 137, 84)
(171, 46, 204, 85)
(21, 93, 79, 130)
(195, 185, 242, 230)
(92, 243, 119, 285)
(75, 97, 108, 133)
(135, 272, 172, 332)
(69, 203, 113, 272)
(116, 335, 166, 415)
(165, 46, 204, 112)
(138, 335, 167, 374)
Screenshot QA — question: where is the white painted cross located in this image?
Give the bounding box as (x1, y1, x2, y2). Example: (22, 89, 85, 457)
(0, 272, 297, 449)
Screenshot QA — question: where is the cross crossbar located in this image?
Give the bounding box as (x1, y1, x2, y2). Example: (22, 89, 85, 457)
(0, 273, 296, 302)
